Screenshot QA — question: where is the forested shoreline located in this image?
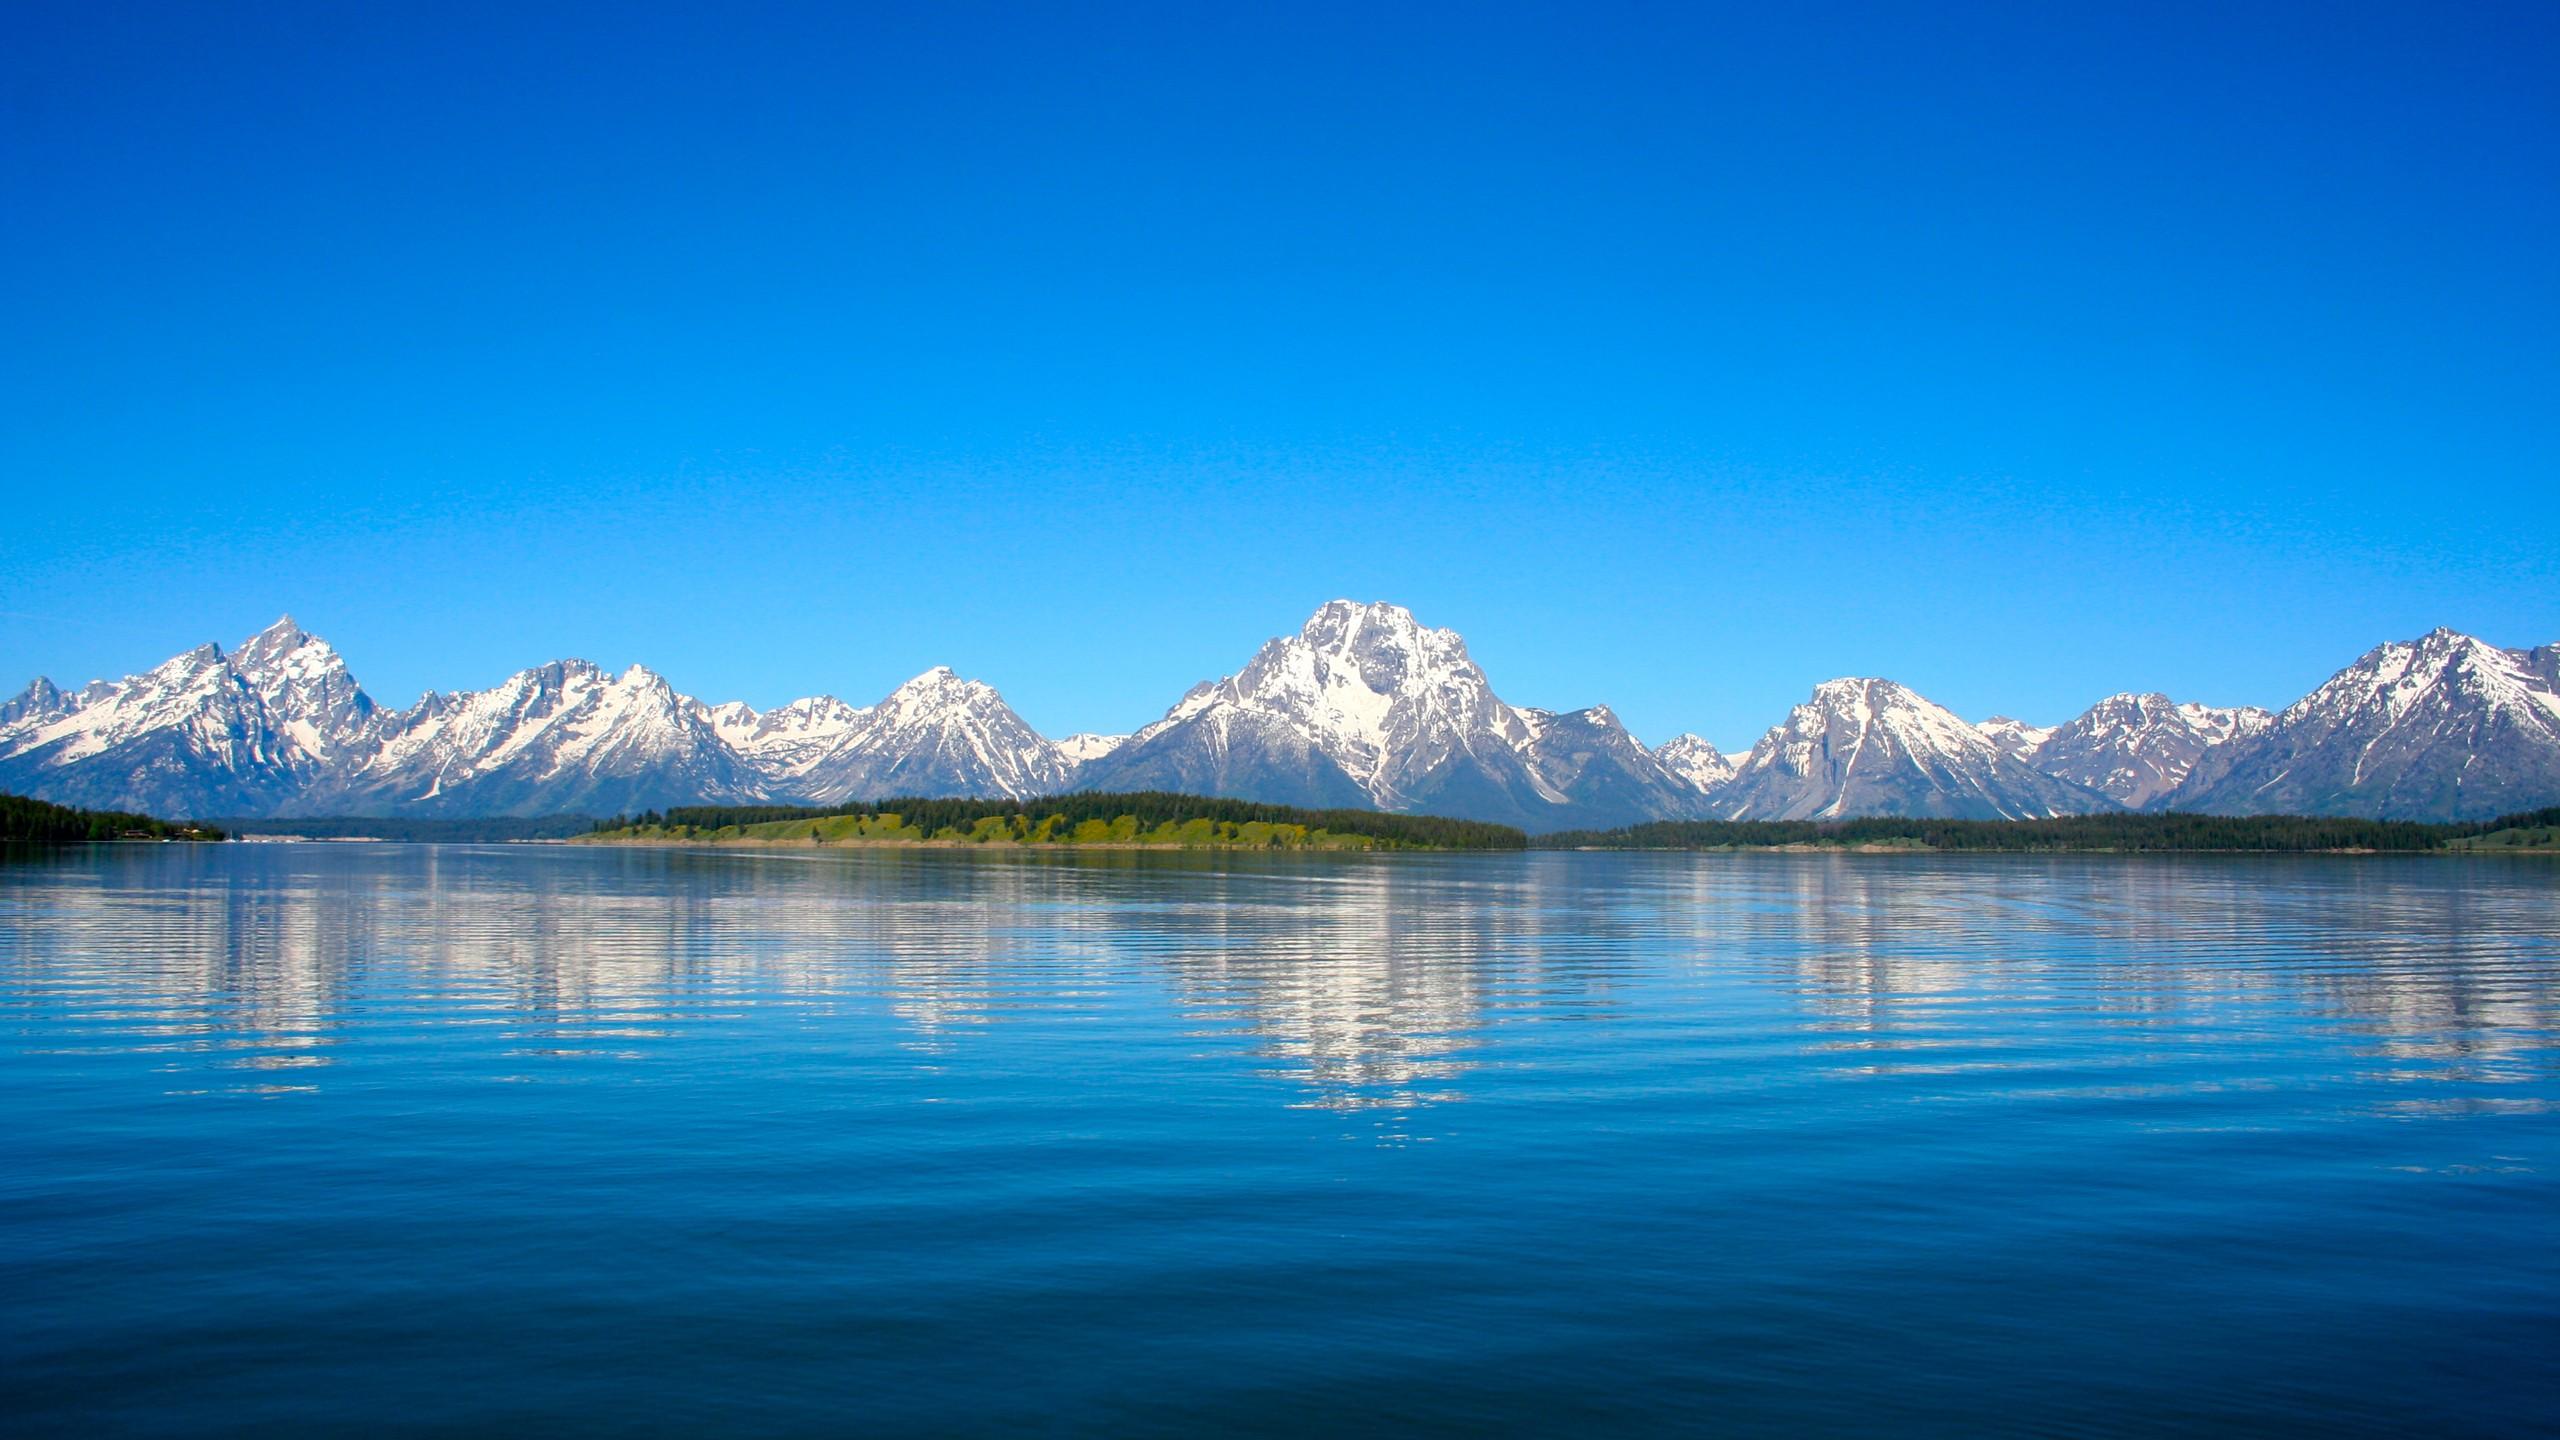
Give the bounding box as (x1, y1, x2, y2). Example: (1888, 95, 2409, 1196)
(0, 793, 225, 844)
(584, 792, 1528, 851)
(10, 786, 2555, 854)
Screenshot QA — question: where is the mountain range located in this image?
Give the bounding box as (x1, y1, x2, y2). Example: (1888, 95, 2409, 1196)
(4, 605, 2556, 829)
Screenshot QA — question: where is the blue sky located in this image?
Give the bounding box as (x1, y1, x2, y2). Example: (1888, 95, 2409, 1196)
(4, 2, 2554, 748)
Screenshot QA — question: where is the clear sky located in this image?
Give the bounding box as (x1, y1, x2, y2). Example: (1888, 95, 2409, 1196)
(4, 2, 2554, 748)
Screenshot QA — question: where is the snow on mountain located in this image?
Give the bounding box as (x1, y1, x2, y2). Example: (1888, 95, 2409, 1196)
(1056, 732, 1128, 765)
(2169, 628, 2560, 820)
(1975, 716, 2055, 762)
(0, 676, 68, 729)
(2029, 694, 2271, 810)
(11, 612, 2556, 826)
(1654, 733, 1742, 796)
(0, 619, 364, 815)
(229, 616, 383, 763)
(304, 659, 762, 817)
(1075, 600, 1703, 831)
(1713, 677, 2114, 821)
(710, 695, 869, 790)
(744, 667, 1076, 803)
(1509, 705, 1710, 827)
(0, 616, 1077, 817)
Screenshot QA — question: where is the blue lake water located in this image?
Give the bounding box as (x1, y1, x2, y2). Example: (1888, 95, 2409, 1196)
(2, 844, 2556, 1436)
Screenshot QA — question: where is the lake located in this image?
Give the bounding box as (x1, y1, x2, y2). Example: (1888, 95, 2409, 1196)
(2, 844, 2555, 1435)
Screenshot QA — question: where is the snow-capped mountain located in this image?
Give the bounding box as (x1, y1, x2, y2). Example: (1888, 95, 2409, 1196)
(2028, 693, 2271, 809)
(0, 676, 68, 729)
(7, 612, 2556, 824)
(1975, 716, 2055, 762)
(305, 659, 763, 818)
(1713, 678, 2113, 821)
(0, 617, 1086, 818)
(1056, 732, 1128, 765)
(1073, 600, 1705, 831)
(710, 694, 869, 790)
(230, 617, 385, 764)
(0, 619, 356, 815)
(1654, 734, 1742, 795)
(1512, 705, 1711, 828)
(2169, 629, 2560, 820)
(718, 667, 1075, 804)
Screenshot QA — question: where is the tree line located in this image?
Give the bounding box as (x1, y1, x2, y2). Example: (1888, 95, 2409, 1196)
(195, 815, 600, 842)
(1, 793, 226, 844)
(593, 791, 1527, 851)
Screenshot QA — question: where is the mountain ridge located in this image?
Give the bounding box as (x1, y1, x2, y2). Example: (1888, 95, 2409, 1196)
(4, 608, 2553, 827)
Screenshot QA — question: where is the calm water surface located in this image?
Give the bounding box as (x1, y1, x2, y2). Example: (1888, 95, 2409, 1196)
(2, 844, 2556, 1436)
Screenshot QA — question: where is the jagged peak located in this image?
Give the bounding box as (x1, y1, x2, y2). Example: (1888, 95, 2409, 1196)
(2072, 692, 2264, 727)
(864, 667, 1020, 735)
(499, 657, 608, 692)
(1293, 599, 1461, 658)
(1057, 731, 1128, 763)
(2316, 627, 2511, 687)
(1303, 597, 1420, 631)
(885, 665, 996, 700)
(0, 675, 69, 726)
(1804, 676, 1911, 708)
(2090, 691, 2172, 711)
(2370, 626, 2496, 662)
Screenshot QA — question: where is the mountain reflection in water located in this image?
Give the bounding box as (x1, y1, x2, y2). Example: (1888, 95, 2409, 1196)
(2, 844, 2555, 1436)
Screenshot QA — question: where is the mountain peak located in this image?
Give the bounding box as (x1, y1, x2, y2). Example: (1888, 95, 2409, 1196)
(886, 666, 994, 707)
(235, 614, 341, 663)
(1655, 733, 1741, 796)
(2164, 625, 2560, 819)
(1976, 715, 2056, 762)
(1805, 676, 1917, 711)
(0, 676, 69, 727)
(1296, 598, 1439, 656)
(2032, 692, 2270, 809)
(1720, 676, 2103, 821)
(1081, 600, 1698, 829)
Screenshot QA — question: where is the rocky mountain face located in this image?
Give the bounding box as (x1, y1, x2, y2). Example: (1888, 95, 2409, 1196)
(0, 618, 1081, 819)
(4, 613, 2555, 825)
(2168, 629, 2560, 820)
(1072, 601, 1707, 831)
(2028, 694, 2271, 809)
(715, 667, 1075, 806)
(230, 618, 383, 765)
(1055, 732, 1128, 765)
(0, 619, 353, 815)
(1, 676, 69, 728)
(1653, 734, 1742, 796)
(303, 659, 764, 818)
(1712, 678, 2112, 821)
(1974, 716, 2055, 762)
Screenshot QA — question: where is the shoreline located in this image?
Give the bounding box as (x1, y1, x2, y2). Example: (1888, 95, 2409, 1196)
(565, 835, 2559, 858)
